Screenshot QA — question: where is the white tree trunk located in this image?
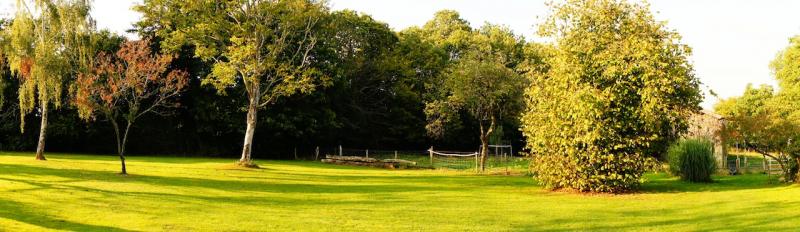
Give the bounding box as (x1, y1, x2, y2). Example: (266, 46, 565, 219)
(34, 102, 48, 160)
(240, 85, 260, 165)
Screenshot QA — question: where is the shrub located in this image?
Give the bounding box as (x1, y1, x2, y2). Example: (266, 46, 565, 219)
(530, 151, 649, 193)
(667, 139, 716, 182)
(521, 0, 701, 193)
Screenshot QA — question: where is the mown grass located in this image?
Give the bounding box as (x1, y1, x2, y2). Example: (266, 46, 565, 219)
(0, 152, 798, 231)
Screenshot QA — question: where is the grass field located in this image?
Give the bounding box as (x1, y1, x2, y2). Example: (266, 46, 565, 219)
(0, 152, 798, 231)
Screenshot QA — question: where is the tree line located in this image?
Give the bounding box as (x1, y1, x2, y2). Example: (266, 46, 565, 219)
(13, 0, 789, 193)
(0, 0, 531, 168)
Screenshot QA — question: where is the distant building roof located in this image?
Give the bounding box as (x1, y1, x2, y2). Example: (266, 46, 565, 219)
(700, 109, 724, 120)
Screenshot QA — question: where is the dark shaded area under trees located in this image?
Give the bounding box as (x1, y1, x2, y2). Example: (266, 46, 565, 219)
(0, 9, 525, 159)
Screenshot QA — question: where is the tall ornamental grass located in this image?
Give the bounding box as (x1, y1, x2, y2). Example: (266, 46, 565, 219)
(668, 139, 716, 182)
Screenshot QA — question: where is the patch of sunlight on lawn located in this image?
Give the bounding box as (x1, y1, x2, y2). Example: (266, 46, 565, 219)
(0, 152, 798, 231)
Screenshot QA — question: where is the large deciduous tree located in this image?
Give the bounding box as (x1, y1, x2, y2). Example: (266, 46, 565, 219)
(135, 0, 329, 166)
(2, 0, 95, 160)
(75, 40, 188, 175)
(310, 10, 427, 147)
(522, 0, 702, 193)
(425, 24, 526, 172)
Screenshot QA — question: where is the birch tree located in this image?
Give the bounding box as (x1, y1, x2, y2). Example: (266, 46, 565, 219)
(135, 0, 329, 166)
(1, 0, 95, 160)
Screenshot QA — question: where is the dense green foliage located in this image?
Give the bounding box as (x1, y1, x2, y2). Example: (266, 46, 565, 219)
(0, 5, 524, 157)
(422, 19, 527, 171)
(523, 0, 702, 193)
(134, 0, 331, 165)
(668, 139, 716, 182)
(0, 152, 798, 231)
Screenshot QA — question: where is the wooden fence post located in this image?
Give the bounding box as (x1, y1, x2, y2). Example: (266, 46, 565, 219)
(429, 147, 434, 166)
(394, 150, 398, 159)
(475, 152, 479, 173)
(744, 157, 748, 173)
(339, 145, 342, 156)
(294, 147, 298, 160)
(735, 156, 741, 174)
(315, 146, 320, 160)
(366, 149, 369, 158)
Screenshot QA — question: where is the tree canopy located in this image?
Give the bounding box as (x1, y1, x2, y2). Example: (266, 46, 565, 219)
(135, 0, 330, 166)
(522, 0, 702, 193)
(424, 21, 527, 171)
(1, 0, 96, 160)
(75, 39, 188, 174)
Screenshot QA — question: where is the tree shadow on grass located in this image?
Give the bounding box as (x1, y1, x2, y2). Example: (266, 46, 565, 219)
(0, 198, 133, 232)
(0, 152, 240, 165)
(0, 176, 418, 211)
(0, 163, 462, 195)
(640, 173, 792, 193)
(266, 171, 536, 188)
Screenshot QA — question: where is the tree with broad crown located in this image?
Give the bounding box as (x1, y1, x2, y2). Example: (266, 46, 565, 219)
(425, 24, 527, 172)
(714, 85, 797, 181)
(1, 0, 96, 160)
(74, 39, 188, 175)
(134, 0, 330, 166)
(522, 0, 702, 193)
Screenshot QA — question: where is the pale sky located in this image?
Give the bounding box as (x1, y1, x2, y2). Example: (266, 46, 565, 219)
(3, 0, 800, 109)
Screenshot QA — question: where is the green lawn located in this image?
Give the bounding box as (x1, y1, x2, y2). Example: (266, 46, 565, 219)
(0, 152, 798, 231)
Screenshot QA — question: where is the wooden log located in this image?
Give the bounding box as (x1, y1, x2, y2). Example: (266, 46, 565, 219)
(323, 156, 423, 169)
(324, 155, 378, 163)
(382, 159, 417, 165)
(323, 159, 388, 167)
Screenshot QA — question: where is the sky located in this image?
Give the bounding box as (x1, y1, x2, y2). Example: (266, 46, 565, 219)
(3, 0, 800, 109)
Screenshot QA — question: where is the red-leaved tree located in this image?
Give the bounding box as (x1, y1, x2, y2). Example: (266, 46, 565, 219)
(75, 39, 188, 175)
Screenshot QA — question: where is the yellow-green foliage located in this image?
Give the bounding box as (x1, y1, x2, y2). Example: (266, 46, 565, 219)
(0, 152, 798, 231)
(522, 0, 702, 193)
(134, 0, 330, 104)
(715, 84, 800, 182)
(1, 0, 95, 130)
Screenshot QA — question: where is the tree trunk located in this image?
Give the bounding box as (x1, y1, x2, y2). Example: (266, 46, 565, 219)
(753, 147, 787, 176)
(479, 131, 488, 172)
(119, 122, 132, 175)
(478, 117, 495, 172)
(240, 85, 260, 166)
(34, 102, 48, 161)
(792, 155, 800, 182)
(110, 119, 130, 175)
